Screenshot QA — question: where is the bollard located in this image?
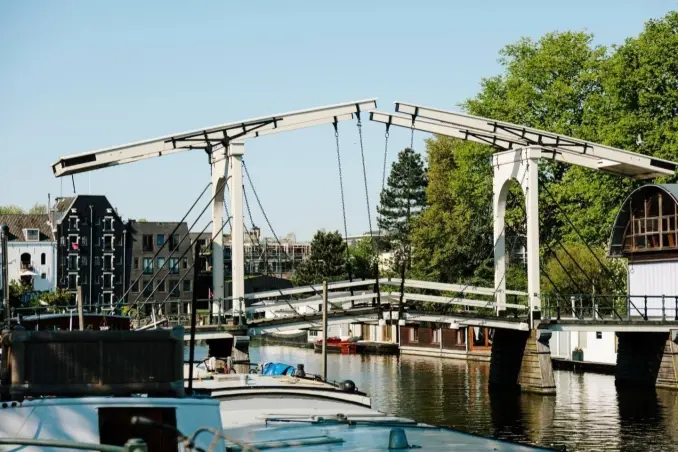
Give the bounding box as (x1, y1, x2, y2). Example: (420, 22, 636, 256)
(124, 439, 148, 452)
(644, 296, 648, 321)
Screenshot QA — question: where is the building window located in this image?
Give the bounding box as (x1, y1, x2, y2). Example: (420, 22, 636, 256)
(102, 292, 113, 305)
(156, 234, 165, 246)
(168, 234, 179, 250)
(157, 257, 166, 270)
(69, 235, 80, 251)
(143, 258, 153, 274)
(103, 236, 114, 251)
(40, 253, 46, 265)
(142, 235, 153, 252)
(131, 280, 139, 292)
(169, 280, 180, 298)
(103, 218, 114, 231)
(94, 256, 100, 267)
(596, 331, 603, 339)
(81, 256, 88, 266)
(182, 280, 191, 292)
(103, 274, 113, 289)
(80, 274, 88, 284)
(103, 255, 113, 271)
(23, 228, 40, 241)
(68, 216, 78, 231)
(41, 273, 46, 279)
(68, 274, 77, 290)
(182, 257, 188, 269)
(143, 280, 152, 297)
(68, 255, 78, 271)
(133, 257, 139, 270)
(156, 280, 166, 292)
(169, 258, 179, 274)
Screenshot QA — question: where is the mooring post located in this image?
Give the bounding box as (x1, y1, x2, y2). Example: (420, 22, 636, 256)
(1, 224, 9, 328)
(322, 279, 328, 381)
(187, 242, 201, 394)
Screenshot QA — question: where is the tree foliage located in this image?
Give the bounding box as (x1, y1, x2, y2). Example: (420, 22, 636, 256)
(411, 12, 678, 296)
(541, 243, 626, 296)
(28, 203, 47, 214)
(292, 230, 348, 285)
(0, 205, 25, 215)
(377, 147, 427, 275)
(349, 237, 377, 279)
(377, 148, 427, 242)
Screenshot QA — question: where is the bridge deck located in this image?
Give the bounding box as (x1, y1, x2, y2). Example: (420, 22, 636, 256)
(540, 319, 678, 332)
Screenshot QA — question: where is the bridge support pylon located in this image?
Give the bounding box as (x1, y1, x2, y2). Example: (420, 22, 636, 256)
(616, 330, 678, 389)
(657, 330, 678, 390)
(490, 328, 556, 394)
(493, 147, 541, 321)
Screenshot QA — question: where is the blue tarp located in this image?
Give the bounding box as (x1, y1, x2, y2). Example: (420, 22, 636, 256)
(261, 362, 296, 376)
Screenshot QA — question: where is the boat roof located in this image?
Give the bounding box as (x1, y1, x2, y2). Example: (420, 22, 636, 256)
(18, 313, 131, 321)
(220, 411, 556, 451)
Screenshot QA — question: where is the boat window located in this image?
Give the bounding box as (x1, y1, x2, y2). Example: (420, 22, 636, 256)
(98, 407, 178, 451)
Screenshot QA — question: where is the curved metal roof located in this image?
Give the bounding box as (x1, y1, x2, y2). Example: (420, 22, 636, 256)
(608, 184, 678, 257)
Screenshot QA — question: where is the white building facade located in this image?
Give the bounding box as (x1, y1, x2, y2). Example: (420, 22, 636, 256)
(0, 214, 57, 294)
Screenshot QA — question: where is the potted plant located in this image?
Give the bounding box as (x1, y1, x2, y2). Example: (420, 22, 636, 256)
(572, 347, 584, 362)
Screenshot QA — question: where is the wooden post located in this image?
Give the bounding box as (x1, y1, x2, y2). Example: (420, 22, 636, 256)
(322, 279, 328, 381)
(187, 242, 201, 394)
(76, 285, 84, 331)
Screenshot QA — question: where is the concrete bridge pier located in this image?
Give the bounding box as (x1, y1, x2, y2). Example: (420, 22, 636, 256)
(616, 330, 678, 389)
(489, 328, 556, 394)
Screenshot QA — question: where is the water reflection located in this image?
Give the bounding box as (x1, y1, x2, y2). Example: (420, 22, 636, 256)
(228, 346, 678, 451)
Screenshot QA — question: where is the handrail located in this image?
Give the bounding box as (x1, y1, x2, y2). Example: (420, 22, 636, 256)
(0, 438, 144, 451)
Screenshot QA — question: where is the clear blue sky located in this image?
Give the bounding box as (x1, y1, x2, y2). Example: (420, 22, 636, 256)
(1, 1, 675, 240)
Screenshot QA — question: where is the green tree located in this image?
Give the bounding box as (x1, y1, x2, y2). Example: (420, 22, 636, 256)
(292, 230, 347, 285)
(0, 205, 25, 215)
(9, 280, 31, 308)
(28, 203, 47, 214)
(29, 289, 74, 309)
(411, 26, 677, 291)
(377, 147, 427, 268)
(349, 237, 377, 279)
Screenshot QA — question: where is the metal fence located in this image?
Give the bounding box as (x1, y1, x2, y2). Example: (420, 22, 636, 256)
(541, 293, 678, 321)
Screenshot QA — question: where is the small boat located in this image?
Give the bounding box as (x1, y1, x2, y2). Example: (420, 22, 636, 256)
(313, 336, 358, 354)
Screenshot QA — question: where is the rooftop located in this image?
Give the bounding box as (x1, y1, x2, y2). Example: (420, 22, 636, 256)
(0, 214, 54, 241)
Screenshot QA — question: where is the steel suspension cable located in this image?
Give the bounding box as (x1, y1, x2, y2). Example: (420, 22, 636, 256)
(120, 182, 211, 304)
(332, 120, 354, 293)
(240, 162, 338, 305)
(514, 200, 587, 295)
(355, 112, 382, 312)
(538, 173, 626, 290)
(132, 180, 227, 306)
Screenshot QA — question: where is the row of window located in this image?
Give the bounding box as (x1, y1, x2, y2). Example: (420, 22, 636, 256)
(133, 256, 188, 273)
(142, 234, 180, 252)
(129, 279, 191, 295)
(66, 273, 117, 289)
(67, 216, 115, 231)
(64, 255, 119, 270)
(61, 235, 119, 250)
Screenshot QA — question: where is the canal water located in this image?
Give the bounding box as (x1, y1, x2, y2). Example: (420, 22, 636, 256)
(223, 345, 678, 451)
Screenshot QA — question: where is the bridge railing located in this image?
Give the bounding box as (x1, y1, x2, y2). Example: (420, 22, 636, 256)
(542, 293, 678, 321)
